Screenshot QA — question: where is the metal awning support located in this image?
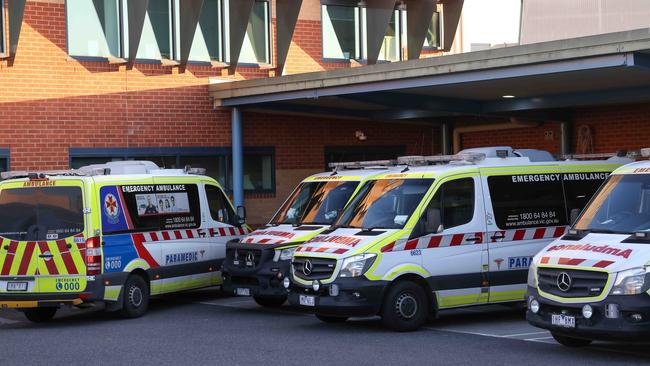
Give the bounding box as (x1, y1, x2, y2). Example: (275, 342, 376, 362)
(7, 0, 26, 57)
(126, 0, 149, 63)
(275, 0, 303, 75)
(365, 0, 397, 65)
(228, 0, 256, 74)
(406, 0, 437, 60)
(231, 107, 245, 207)
(179, 0, 204, 67)
(440, 0, 464, 51)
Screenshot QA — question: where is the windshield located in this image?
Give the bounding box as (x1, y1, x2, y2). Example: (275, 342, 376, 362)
(270, 180, 360, 225)
(575, 174, 650, 234)
(335, 178, 434, 229)
(0, 186, 85, 241)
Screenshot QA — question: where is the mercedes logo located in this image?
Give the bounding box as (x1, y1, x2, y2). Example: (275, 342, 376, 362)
(246, 252, 255, 265)
(303, 259, 313, 276)
(557, 272, 572, 292)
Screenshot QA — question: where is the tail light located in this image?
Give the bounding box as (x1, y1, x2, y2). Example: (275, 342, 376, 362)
(85, 237, 102, 275)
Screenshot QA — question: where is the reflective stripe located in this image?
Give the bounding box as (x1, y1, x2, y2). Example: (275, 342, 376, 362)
(104, 286, 122, 301)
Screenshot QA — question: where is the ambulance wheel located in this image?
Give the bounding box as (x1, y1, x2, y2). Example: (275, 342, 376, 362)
(253, 295, 287, 307)
(315, 314, 348, 323)
(120, 274, 149, 318)
(24, 307, 57, 323)
(551, 332, 593, 347)
(381, 281, 428, 332)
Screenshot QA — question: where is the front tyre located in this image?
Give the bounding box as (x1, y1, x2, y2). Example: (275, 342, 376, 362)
(381, 281, 428, 332)
(120, 274, 149, 318)
(551, 332, 593, 347)
(24, 308, 57, 323)
(253, 295, 287, 307)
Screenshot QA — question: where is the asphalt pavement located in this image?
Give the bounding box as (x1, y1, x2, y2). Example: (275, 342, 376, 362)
(1, 289, 649, 366)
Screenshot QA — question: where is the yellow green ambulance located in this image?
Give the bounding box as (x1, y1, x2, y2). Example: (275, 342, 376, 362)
(0, 161, 247, 322)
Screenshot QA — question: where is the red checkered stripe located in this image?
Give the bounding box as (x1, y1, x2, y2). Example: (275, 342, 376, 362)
(241, 237, 287, 245)
(489, 226, 567, 243)
(139, 227, 248, 243)
(540, 256, 615, 269)
(294, 245, 349, 255)
(380, 232, 485, 253)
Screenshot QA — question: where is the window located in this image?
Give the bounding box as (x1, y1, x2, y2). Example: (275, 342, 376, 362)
(190, 0, 223, 62)
(1, 0, 6, 55)
(426, 178, 475, 231)
(322, 5, 359, 59)
(336, 179, 434, 229)
(360, 7, 402, 62)
(0, 186, 85, 241)
(488, 174, 567, 230)
(119, 183, 201, 232)
(66, 0, 123, 58)
(70, 147, 275, 194)
(230, 0, 271, 64)
(206, 184, 236, 225)
(424, 10, 441, 49)
(563, 172, 609, 213)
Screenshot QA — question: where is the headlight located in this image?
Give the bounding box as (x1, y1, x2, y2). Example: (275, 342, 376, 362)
(611, 267, 649, 295)
(527, 262, 538, 288)
(338, 253, 377, 278)
(273, 247, 297, 262)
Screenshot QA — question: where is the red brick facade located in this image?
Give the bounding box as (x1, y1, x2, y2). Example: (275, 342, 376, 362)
(1, 0, 648, 224)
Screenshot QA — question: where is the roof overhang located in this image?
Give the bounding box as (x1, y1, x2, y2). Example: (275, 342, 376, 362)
(209, 28, 650, 122)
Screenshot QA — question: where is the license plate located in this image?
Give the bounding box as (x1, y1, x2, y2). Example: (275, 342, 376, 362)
(235, 288, 250, 296)
(7, 282, 28, 292)
(299, 295, 315, 307)
(551, 314, 576, 328)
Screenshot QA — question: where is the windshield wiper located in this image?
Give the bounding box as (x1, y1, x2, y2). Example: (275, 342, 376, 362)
(588, 229, 630, 235)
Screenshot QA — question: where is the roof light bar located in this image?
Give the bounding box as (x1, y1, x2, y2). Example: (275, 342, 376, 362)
(397, 152, 486, 166)
(328, 160, 397, 170)
(562, 150, 638, 160)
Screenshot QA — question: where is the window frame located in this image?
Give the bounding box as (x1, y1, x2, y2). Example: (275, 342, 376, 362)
(1, 0, 6, 56)
(422, 5, 443, 51)
(69, 147, 275, 194)
(64, 0, 126, 60)
(224, 0, 272, 66)
(205, 183, 238, 226)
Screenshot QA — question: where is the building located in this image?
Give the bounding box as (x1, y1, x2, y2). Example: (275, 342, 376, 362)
(2, 0, 650, 225)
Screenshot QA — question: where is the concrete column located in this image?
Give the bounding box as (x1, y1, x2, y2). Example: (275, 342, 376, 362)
(232, 107, 244, 207)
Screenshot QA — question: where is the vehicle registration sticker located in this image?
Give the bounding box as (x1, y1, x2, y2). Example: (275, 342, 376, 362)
(235, 288, 251, 296)
(7, 282, 28, 292)
(299, 295, 315, 307)
(551, 314, 576, 328)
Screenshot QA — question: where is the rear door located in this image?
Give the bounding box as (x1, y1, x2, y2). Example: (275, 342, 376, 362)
(482, 166, 566, 303)
(0, 178, 88, 295)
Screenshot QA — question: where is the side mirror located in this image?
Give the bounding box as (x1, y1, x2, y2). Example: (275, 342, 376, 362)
(570, 208, 581, 225)
(425, 208, 443, 234)
(236, 206, 247, 225)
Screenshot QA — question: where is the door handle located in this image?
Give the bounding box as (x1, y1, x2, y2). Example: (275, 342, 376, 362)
(490, 233, 505, 241)
(39, 253, 54, 259)
(66, 243, 73, 249)
(3, 245, 8, 250)
(465, 236, 482, 243)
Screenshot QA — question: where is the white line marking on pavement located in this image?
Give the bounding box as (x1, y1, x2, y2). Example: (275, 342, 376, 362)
(527, 336, 554, 341)
(502, 331, 549, 338)
(0, 317, 20, 325)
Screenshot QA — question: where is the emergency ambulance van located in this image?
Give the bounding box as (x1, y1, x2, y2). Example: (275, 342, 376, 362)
(527, 151, 650, 347)
(286, 147, 630, 331)
(0, 161, 247, 322)
(222, 166, 395, 307)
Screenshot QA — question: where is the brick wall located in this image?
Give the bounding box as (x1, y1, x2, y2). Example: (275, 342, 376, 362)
(573, 104, 650, 153)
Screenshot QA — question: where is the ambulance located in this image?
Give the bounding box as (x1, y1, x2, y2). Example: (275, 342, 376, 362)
(0, 161, 247, 322)
(222, 167, 395, 307)
(527, 151, 650, 346)
(285, 147, 630, 331)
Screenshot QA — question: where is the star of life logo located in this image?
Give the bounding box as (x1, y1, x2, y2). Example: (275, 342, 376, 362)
(104, 193, 120, 224)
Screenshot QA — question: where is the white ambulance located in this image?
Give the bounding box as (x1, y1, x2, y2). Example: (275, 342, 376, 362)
(286, 147, 630, 331)
(222, 167, 396, 307)
(527, 152, 650, 346)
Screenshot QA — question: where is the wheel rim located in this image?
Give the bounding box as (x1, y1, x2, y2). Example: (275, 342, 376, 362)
(395, 292, 418, 319)
(129, 285, 143, 308)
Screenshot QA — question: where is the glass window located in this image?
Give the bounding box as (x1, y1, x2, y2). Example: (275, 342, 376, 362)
(141, 0, 173, 59)
(1, 0, 5, 54)
(575, 175, 650, 234)
(206, 184, 236, 225)
(66, 0, 122, 57)
(336, 179, 434, 229)
(563, 172, 609, 213)
(189, 0, 222, 62)
(322, 5, 358, 59)
(121, 183, 201, 231)
(0, 186, 85, 241)
(424, 11, 441, 49)
(377, 10, 401, 62)
(271, 181, 359, 226)
(0, 157, 8, 173)
(426, 178, 475, 230)
(488, 174, 567, 230)
(239, 154, 273, 192)
(239, 1, 270, 64)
